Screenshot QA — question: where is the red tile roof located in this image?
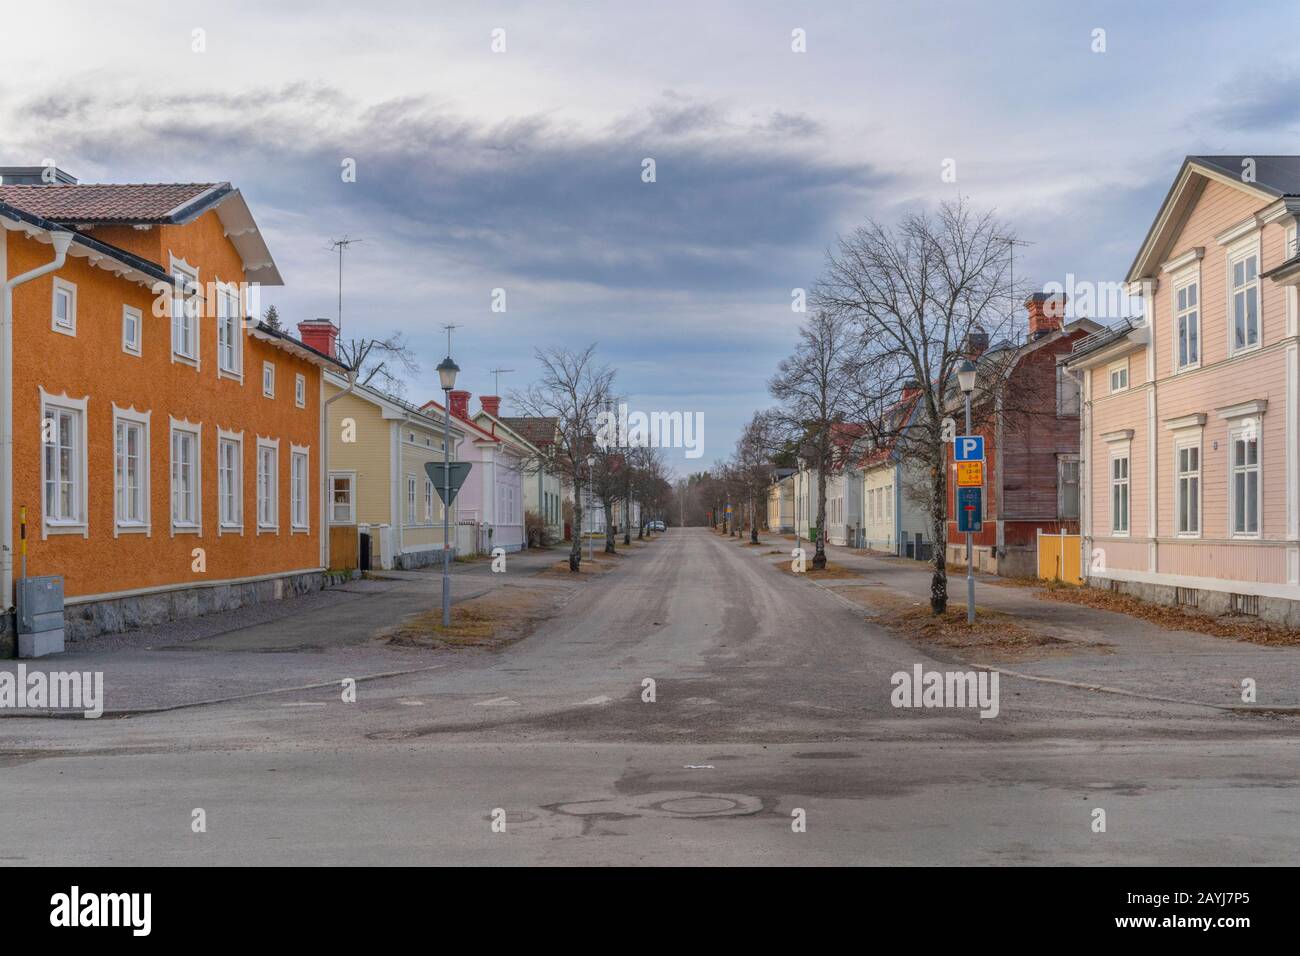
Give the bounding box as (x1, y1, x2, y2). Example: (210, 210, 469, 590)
(0, 183, 224, 223)
(499, 416, 558, 447)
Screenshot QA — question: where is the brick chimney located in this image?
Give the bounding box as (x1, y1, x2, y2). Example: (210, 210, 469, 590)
(900, 378, 923, 401)
(963, 324, 989, 359)
(1026, 293, 1067, 340)
(296, 318, 339, 358)
(448, 389, 470, 420)
(480, 395, 501, 418)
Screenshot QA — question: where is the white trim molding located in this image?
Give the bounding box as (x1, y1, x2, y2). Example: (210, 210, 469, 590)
(1217, 399, 1268, 420)
(1164, 413, 1207, 431)
(256, 435, 280, 534)
(168, 415, 203, 536)
(38, 386, 90, 539)
(111, 402, 152, 538)
(290, 442, 311, 533)
(216, 426, 245, 536)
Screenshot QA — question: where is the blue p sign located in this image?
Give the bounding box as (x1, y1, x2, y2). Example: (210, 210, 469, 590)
(955, 435, 984, 461)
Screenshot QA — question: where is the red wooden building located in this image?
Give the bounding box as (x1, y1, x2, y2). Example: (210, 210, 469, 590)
(945, 294, 1100, 577)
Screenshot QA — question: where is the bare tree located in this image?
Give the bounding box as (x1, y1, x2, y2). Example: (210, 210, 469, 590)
(336, 333, 420, 398)
(733, 412, 778, 545)
(512, 345, 615, 571)
(814, 198, 1018, 613)
(768, 310, 863, 569)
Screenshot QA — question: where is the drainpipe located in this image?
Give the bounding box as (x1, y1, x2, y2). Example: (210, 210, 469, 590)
(320, 367, 359, 572)
(1062, 363, 1088, 580)
(2, 229, 75, 615)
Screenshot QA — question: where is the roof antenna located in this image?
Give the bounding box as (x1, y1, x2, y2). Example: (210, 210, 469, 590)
(329, 236, 362, 336)
(993, 235, 1032, 336)
(442, 323, 459, 358)
(489, 368, 514, 395)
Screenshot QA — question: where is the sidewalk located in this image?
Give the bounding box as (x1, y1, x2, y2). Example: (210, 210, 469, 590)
(775, 537, 1300, 710)
(0, 546, 598, 716)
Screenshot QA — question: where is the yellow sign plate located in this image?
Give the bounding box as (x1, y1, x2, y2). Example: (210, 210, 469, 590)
(956, 461, 984, 487)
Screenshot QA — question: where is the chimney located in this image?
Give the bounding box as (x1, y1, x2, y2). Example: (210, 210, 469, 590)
(963, 324, 989, 359)
(296, 318, 339, 358)
(901, 378, 922, 400)
(448, 389, 470, 420)
(1026, 293, 1066, 340)
(0, 166, 78, 185)
(480, 395, 501, 418)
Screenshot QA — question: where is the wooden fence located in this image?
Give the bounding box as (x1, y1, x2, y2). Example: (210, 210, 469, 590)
(329, 525, 359, 570)
(1036, 529, 1082, 585)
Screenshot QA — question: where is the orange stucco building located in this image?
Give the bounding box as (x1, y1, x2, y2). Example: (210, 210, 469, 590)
(0, 169, 346, 645)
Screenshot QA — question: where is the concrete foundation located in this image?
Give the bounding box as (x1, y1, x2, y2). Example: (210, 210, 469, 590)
(61, 569, 359, 643)
(1088, 576, 1300, 629)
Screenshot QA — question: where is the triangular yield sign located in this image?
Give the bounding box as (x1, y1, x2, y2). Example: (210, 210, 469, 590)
(425, 461, 472, 506)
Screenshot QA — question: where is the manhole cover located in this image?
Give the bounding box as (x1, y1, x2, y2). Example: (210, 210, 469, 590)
(656, 796, 741, 815)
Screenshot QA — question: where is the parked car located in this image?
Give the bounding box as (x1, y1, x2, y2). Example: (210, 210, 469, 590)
(648, 520, 666, 532)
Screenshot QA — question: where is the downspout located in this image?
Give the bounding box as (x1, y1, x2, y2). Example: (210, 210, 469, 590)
(1062, 363, 1088, 580)
(2, 229, 74, 614)
(320, 366, 358, 571)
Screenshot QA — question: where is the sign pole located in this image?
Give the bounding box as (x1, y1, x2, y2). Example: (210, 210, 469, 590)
(442, 387, 452, 627)
(965, 392, 975, 625)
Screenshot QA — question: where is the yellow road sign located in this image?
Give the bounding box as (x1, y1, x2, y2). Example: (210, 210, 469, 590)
(956, 461, 984, 487)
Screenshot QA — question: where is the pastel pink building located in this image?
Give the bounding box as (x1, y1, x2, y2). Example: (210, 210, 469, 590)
(1067, 156, 1300, 624)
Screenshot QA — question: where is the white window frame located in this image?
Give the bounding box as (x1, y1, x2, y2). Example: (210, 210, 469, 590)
(295, 373, 306, 409)
(1058, 454, 1080, 520)
(1107, 359, 1129, 394)
(216, 282, 243, 380)
(168, 417, 202, 535)
(1228, 422, 1261, 538)
(39, 387, 89, 538)
(406, 474, 417, 524)
(424, 476, 434, 523)
(1173, 273, 1200, 372)
(112, 403, 151, 537)
(1227, 236, 1262, 357)
(217, 428, 244, 534)
(1055, 365, 1081, 417)
(290, 445, 310, 533)
(262, 361, 275, 398)
(170, 257, 200, 366)
(122, 304, 142, 356)
(329, 471, 356, 524)
(256, 437, 280, 533)
(1109, 450, 1130, 537)
(50, 277, 77, 337)
(1173, 436, 1201, 538)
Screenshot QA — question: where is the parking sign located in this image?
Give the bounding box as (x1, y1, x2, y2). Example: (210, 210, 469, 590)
(955, 435, 984, 461)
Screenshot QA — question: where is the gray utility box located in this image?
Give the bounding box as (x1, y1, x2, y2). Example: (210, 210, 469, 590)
(17, 575, 65, 658)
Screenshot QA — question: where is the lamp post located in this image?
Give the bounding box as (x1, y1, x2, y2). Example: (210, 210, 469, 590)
(437, 354, 460, 627)
(957, 359, 978, 625)
(586, 455, 595, 563)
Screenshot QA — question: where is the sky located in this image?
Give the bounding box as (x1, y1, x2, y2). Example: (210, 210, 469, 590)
(3, 0, 1297, 473)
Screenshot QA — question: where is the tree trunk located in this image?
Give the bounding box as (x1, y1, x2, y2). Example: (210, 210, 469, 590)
(813, 462, 828, 570)
(929, 458, 948, 614)
(604, 501, 616, 553)
(750, 496, 759, 544)
(570, 480, 583, 572)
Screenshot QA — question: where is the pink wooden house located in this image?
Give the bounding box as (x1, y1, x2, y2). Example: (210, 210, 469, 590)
(1066, 156, 1300, 624)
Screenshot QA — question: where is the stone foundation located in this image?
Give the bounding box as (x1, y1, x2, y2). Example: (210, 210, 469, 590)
(60, 569, 359, 644)
(1088, 576, 1300, 629)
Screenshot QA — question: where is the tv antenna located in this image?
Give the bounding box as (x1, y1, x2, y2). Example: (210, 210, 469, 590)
(329, 236, 363, 335)
(489, 368, 514, 395)
(993, 235, 1033, 330)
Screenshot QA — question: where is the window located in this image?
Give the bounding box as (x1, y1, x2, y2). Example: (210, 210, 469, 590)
(122, 305, 142, 355)
(257, 440, 278, 530)
(407, 475, 417, 523)
(1108, 360, 1128, 394)
(1175, 440, 1200, 536)
(330, 473, 355, 523)
(424, 477, 434, 522)
(1110, 454, 1129, 534)
(113, 407, 150, 532)
(41, 392, 87, 531)
(1056, 365, 1080, 417)
(171, 264, 198, 361)
(1230, 427, 1260, 536)
(1059, 455, 1080, 519)
(262, 362, 275, 398)
(218, 433, 242, 530)
(217, 285, 242, 377)
(1230, 248, 1260, 353)
(51, 278, 76, 336)
(290, 447, 309, 530)
(295, 373, 306, 408)
(1175, 278, 1199, 369)
(170, 421, 201, 531)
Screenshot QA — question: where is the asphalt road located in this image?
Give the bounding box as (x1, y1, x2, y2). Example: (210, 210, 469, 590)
(2, 528, 1297, 865)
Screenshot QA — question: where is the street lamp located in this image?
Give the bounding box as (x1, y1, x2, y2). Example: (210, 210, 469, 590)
(958, 359, 977, 624)
(437, 354, 459, 627)
(585, 455, 596, 562)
